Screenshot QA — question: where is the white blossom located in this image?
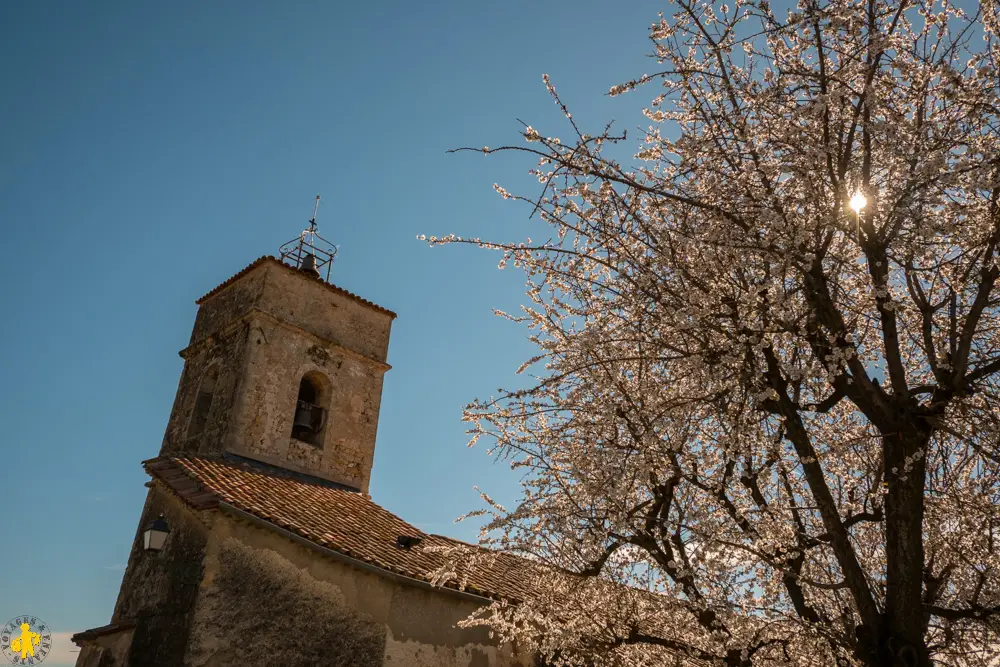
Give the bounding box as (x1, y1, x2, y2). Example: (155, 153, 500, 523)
(426, 2, 1000, 665)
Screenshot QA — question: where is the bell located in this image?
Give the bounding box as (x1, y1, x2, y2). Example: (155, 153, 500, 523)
(300, 253, 319, 276)
(293, 403, 314, 431)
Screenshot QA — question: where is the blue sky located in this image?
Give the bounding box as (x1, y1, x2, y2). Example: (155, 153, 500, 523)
(0, 1, 658, 662)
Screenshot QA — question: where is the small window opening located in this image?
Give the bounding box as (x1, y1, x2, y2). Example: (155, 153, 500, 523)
(291, 373, 329, 446)
(187, 364, 219, 439)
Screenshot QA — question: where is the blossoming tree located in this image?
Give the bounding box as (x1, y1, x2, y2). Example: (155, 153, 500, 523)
(430, 0, 1000, 665)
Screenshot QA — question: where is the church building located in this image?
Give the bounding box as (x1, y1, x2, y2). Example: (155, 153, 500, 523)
(73, 210, 534, 667)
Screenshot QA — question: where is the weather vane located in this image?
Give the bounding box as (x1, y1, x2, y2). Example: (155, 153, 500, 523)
(279, 195, 338, 281)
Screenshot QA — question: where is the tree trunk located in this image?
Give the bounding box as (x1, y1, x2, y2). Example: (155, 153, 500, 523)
(859, 428, 930, 667)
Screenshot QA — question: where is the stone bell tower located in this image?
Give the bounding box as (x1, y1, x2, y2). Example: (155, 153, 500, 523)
(159, 199, 395, 492)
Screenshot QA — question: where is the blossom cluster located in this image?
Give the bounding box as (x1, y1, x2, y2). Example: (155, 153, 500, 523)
(426, 2, 1000, 665)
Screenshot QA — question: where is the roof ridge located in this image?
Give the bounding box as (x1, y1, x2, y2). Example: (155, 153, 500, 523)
(194, 256, 397, 318)
(219, 452, 362, 492)
(427, 533, 473, 547)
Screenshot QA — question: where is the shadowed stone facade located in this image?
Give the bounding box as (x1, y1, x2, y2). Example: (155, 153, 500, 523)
(73, 256, 532, 667)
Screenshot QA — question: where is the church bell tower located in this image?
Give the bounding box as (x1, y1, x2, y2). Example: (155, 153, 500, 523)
(159, 198, 395, 492)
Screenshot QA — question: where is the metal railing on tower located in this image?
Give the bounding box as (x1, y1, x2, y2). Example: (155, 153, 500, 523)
(279, 195, 338, 281)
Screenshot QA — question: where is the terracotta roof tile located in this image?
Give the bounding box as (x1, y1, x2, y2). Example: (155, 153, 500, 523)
(195, 256, 397, 319)
(144, 456, 533, 601)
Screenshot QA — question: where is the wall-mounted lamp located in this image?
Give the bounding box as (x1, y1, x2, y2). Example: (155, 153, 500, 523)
(143, 515, 170, 552)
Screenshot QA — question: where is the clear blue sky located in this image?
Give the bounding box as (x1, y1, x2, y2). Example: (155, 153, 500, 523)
(0, 1, 657, 661)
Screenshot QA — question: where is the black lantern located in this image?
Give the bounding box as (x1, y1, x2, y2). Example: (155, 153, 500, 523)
(143, 515, 170, 552)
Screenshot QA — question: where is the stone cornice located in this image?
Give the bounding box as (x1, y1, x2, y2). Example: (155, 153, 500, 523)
(178, 307, 392, 374)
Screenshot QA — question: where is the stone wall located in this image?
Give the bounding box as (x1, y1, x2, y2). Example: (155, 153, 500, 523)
(185, 537, 386, 667)
(225, 313, 386, 491)
(96, 488, 208, 667)
(255, 264, 392, 363)
(188, 259, 393, 365)
(188, 264, 267, 346)
(184, 513, 531, 667)
(160, 322, 251, 457)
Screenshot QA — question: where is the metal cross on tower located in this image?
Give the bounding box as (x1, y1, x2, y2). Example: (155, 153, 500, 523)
(279, 195, 338, 281)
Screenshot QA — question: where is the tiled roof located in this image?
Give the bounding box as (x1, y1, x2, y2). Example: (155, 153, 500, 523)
(144, 456, 532, 602)
(195, 256, 397, 319)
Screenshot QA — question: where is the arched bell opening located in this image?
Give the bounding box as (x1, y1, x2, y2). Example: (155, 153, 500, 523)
(291, 371, 330, 446)
(187, 364, 219, 439)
